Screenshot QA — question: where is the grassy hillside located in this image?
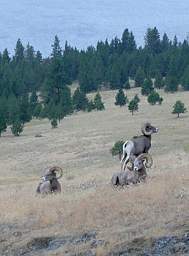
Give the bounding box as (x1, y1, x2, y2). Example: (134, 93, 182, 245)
(0, 88, 189, 255)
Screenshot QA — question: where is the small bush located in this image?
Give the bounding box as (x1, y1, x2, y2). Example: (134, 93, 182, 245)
(111, 140, 124, 159)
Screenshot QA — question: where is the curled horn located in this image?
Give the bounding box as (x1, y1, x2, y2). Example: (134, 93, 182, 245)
(49, 166, 63, 179)
(137, 153, 153, 168)
(141, 122, 153, 136)
(126, 155, 135, 171)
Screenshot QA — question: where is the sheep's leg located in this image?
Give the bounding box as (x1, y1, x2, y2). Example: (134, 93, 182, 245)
(122, 155, 130, 171)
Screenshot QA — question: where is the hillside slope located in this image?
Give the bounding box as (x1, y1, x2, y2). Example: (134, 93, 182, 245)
(0, 88, 189, 255)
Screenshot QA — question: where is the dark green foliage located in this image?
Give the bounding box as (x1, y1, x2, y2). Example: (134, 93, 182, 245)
(19, 95, 32, 124)
(0, 99, 7, 136)
(87, 100, 95, 112)
(72, 88, 88, 111)
(145, 27, 161, 54)
(124, 80, 131, 89)
(93, 92, 105, 110)
(135, 67, 145, 87)
(133, 94, 140, 103)
(111, 140, 124, 158)
(181, 65, 189, 90)
(172, 100, 187, 118)
(164, 76, 178, 92)
(11, 119, 24, 136)
(148, 91, 163, 105)
(1, 27, 189, 128)
(51, 118, 58, 128)
(141, 78, 154, 96)
(115, 89, 127, 106)
(128, 98, 138, 115)
(33, 103, 42, 118)
(154, 73, 165, 89)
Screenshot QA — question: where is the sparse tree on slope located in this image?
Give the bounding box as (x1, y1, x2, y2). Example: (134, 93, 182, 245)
(115, 89, 127, 106)
(128, 98, 138, 115)
(172, 100, 187, 118)
(94, 92, 105, 110)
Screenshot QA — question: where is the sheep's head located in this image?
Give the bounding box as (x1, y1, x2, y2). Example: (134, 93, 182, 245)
(129, 153, 153, 171)
(42, 166, 63, 181)
(141, 122, 159, 136)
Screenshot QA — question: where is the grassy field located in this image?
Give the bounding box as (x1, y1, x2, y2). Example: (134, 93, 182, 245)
(0, 88, 189, 255)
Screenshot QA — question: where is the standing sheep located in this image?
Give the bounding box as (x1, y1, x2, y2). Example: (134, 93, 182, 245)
(121, 122, 158, 170)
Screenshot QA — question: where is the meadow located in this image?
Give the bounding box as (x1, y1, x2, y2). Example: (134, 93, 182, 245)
(0, 88, 189, 255)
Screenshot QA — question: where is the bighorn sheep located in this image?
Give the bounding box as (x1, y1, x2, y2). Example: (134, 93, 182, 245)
(36, 166, 63, 195)
(111, 153, 153, 186)
(121, 122, 158, 170)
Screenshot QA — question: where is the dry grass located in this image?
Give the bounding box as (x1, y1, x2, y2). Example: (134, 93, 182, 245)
(0, 88, 189, 254)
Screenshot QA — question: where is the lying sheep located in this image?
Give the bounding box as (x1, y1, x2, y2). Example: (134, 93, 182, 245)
(36, 166, 63, 195)
(111, 153, 153, 186)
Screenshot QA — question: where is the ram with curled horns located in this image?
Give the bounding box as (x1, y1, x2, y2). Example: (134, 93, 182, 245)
(112, 153, 153, 186)
(121, 122, 158, 171)
(36, 166, 63, 194)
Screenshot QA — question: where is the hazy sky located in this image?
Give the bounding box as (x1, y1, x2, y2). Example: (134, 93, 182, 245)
(0, 0, 188, 56)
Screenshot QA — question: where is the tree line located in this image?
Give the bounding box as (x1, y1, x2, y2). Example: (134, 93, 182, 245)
(0, 27, 189, 135)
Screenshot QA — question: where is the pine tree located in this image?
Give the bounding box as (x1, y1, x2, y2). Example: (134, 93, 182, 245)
(135, 67, 145, 87)
(87, 100, 95, 112)
(94, 92, 105, 110)
(172, 100, 187, 118)
(121, 29, 136, 52)
(51, 118, 58, 128)
(128, 98, 138, 115)
(11, 119, 24, 136)
(141, 78, 154, 96)
(164, 76, 178, 92)
(145, 27, 161, 54)
(154, 73, 164, 89)
(72, 88, 88, 111)
(133, 94, 140, 104)
(115, 89, 127, 106)
(181, 65, 189, 90)
(148, 91, 163, 105)
(124, 80, 131, 89)
(0, 98, 7, 136)
(19, 94, 32, 124)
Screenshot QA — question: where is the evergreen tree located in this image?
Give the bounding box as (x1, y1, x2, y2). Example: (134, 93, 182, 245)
(154, 73, 164, 89)
(87, 100, 95, 112)
(147, 91, 163, 105)
(33, 103, 42, 118)
(11, 119, 24, 136)
(145, 27, 161, 54)
(128, 98, 138, 115)
(172, 100, 187, 118)
(141, 78, 154, 96)
(124, 80, 131, 89)
(133, 94, 140, 103)
(121, 29, 136, 52)
(94, 92, 105, 110)
(135, 67, 145, 87)
(0, 98, 7, 136)
(72, 88, 88, 111)
(164, 76, 178, 92)
(19, 94, 32, 123)
(181, 65, 189, 90)
(51, 118, 58, 128)
(115, 89, 127, 106)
